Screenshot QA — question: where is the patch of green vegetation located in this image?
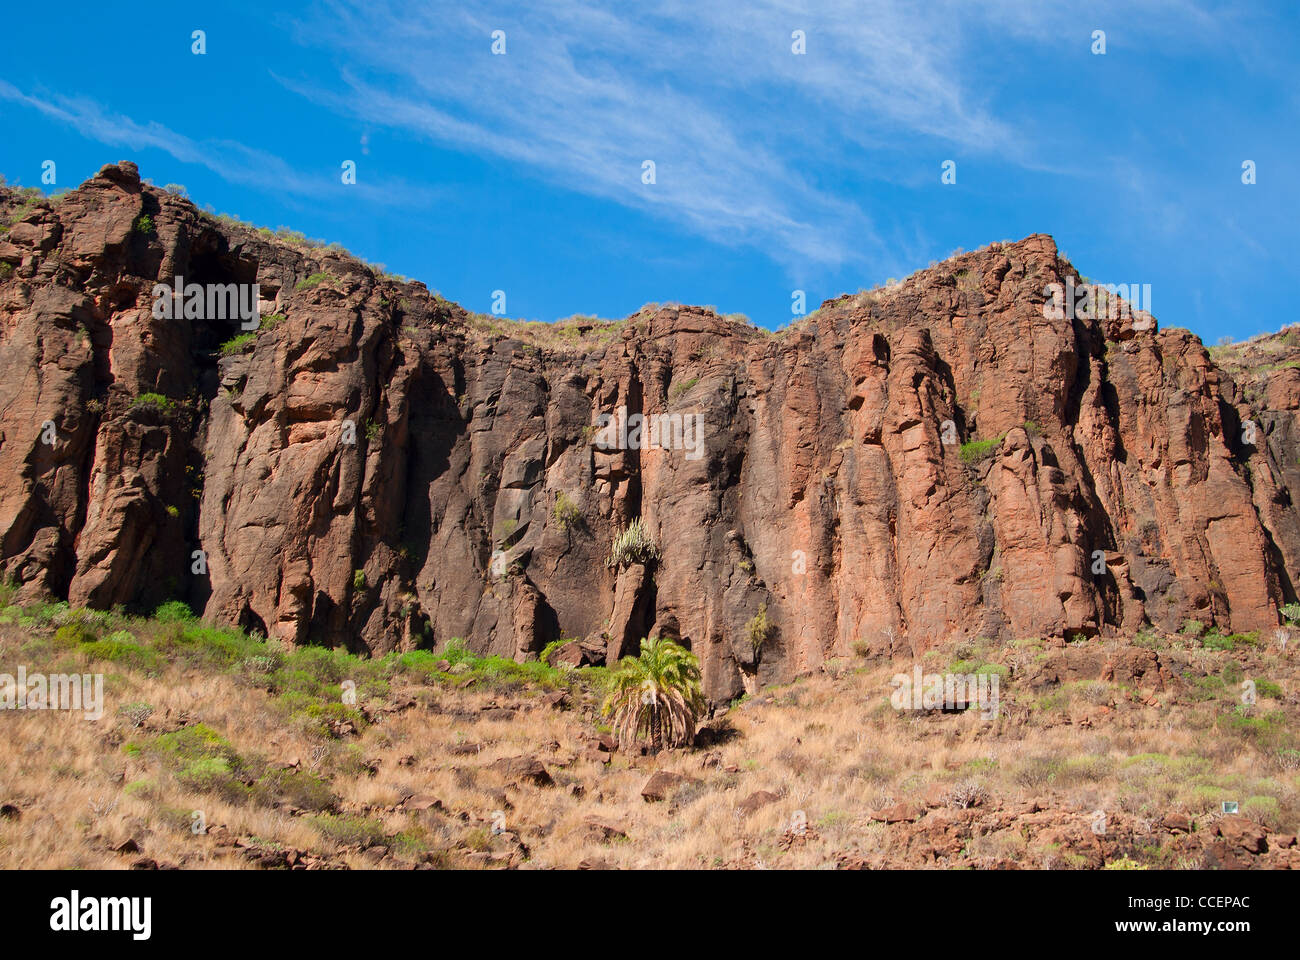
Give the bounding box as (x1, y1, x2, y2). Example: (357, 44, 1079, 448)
(1255, 678, 1284, 700)
(1133, 628, 1161, 649)
(218, 332, 256, 356)
(1201, 629, 1258, 651)
(154, 600, 195, 622)
(1187, 674, 1226, 702)
(959, 434, 1005, 463)
(131, 393, 177, 415)
(669, 376, 700, 401)
(135, 723, 251, 802)
(1242, 795, 1281, 825)
(81, 631, 161, 672)
(538, 638, 572, 667)
(552, 491, 582, 532)
(1218, 705, 1287, 747)
(1104, 857, 1149, 870)
(398, 638, 608, 694)
(1038, 679, 1112, 713)
(307, 814, 387, 848)
(295, 272, 332, 291)
(53, 620, 98, 647)
(746, 604, 773, 653)
(133, 214, 155, 235)
(608, 517, 659, 568)
(1057, 754, 1116, 784)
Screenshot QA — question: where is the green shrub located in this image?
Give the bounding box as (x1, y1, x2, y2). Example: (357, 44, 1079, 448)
(539, 638, 571, 667)
(608, 518, 659, 567)
(165, 623, 264, 667)
(1013, 755, 1060, 788)
(1241, 795, 1281, 824)
(133, 214, 155, 235)
(396, 649, 447, 680)
(176, 755, 238, 794)
(552, 491, 582, 532)
(1203, 631, 1257, 651)
(154, 600, 195, 622)
(1255, 678, 1284, 699)
(1218, 705, 1286, 746)
(1104, 857, 1149, 870)
(746, 604, 772, 653)
(307, 814, 386, 848)
(218, 332, 256, 356)
(959, 435, 1004, 463)
(295, 272, 332, 291)
(131, 393, 177, 415)
(53, 621, 98, 646)
(284, 645, 347, 684)
(1201, 630, 1234, 651)
(118, 701, 154, 729)
(152, 723, 241, 765)
(82, 633, 160, 671)
(254, 768, 337, 812)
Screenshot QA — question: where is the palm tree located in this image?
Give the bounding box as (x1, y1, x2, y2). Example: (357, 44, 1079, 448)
(602, 636, 705, 753)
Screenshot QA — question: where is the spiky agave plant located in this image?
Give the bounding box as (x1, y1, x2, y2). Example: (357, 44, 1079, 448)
(602, 636, 705, 753)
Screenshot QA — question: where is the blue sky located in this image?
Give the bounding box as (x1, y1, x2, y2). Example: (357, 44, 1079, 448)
(1, 1, 1296, 341)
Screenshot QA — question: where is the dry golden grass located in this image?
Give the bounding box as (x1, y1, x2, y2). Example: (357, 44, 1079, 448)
(1, 602, 1297, 870)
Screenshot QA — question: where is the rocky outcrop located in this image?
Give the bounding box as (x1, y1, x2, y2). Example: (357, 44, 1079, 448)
(1, 162, 1297, 701)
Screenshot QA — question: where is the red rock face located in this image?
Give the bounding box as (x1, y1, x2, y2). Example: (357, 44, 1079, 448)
(0, 163, 1295, 701)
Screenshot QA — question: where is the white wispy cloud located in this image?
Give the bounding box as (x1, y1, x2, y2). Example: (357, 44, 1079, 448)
(275, 0, 1275, 274)
(0, 79, 443, 209)
(278, 0, 1016, 272)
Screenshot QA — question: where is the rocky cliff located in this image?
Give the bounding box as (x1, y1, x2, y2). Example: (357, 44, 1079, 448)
(2, 162, 1296, 700)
